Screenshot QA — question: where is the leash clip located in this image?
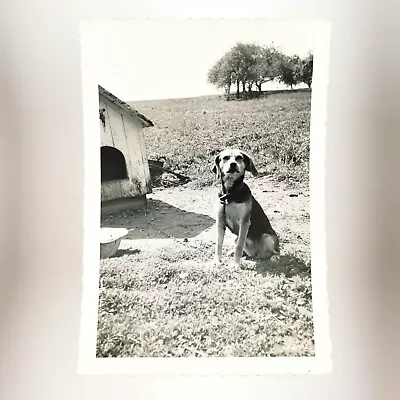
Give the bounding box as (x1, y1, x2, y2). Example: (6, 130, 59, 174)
(219, 194, 229, 205)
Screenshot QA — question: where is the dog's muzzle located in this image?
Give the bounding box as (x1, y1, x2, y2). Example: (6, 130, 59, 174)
(227, 163, 239, 173)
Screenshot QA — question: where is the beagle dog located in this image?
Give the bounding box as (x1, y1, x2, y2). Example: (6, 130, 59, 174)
(212, 149, 280, 267)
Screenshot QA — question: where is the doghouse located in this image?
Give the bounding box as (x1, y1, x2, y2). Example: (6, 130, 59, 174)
(99, 85, 154, 213)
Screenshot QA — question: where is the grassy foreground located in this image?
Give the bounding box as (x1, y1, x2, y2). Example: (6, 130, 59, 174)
(97, 238, 313, 357)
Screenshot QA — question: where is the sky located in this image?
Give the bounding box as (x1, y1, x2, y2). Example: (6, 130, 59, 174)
(89, 19, 317, 102)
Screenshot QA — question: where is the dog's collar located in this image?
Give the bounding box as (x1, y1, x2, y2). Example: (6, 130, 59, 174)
(219, 193, 231, 205)
(219, 173, 250, 205)
(219, 182, 250, 205)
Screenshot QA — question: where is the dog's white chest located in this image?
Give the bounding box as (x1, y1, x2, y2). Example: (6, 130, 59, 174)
(224, 203, 247, 235)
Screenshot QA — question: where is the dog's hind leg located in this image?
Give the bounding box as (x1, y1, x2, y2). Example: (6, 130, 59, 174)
(243, 238, 258, 258)
(259, 233, 280, 261)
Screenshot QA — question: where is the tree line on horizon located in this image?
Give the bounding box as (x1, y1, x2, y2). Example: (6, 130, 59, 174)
(207, 42, 314, 99)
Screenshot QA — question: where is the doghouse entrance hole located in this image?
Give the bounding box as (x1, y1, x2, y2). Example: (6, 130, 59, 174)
(101, 146, 128, 182)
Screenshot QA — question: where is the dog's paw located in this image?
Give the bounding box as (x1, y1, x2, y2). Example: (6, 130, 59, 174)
(228, 260, 242, 269)
(228, 250, 249, 258)
(270, 254, 281, 263)
(212, 256, 222, 266)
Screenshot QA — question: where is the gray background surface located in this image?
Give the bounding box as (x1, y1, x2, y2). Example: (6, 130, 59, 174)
(1, 0, 399, 399)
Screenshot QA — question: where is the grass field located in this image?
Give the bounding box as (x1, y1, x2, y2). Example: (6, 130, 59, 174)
(131, 90, 311, 186)
(97, 90, 313, 357)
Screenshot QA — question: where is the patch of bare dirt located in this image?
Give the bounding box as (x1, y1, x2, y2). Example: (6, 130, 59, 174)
(101, 175, 309, 260)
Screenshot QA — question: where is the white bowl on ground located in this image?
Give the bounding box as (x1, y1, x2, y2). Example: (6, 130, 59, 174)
(100, 228, 129, 259)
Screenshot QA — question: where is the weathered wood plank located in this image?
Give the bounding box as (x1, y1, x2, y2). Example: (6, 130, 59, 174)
(119, 179, 139, 198)
(135, 117, 152, 193)
(106, 102, 130, 158)
(101, 181, 114, 202)
(101, 179, 126, 201)
(99, 98, 114, 147)
(123, 116, 150, 195)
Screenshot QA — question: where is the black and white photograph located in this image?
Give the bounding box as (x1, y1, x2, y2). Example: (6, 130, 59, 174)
(79, 19, 330, 371)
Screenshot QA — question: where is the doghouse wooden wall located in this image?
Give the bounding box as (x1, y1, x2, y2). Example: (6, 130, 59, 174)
(99, 96, 152, 202)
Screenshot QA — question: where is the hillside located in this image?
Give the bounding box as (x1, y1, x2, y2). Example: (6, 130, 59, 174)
(130, 90, 311, 186)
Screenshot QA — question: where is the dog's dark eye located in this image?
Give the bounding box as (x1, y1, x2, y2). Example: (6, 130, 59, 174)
(222, 156, 230, 161)
(235, 155, 243, 161)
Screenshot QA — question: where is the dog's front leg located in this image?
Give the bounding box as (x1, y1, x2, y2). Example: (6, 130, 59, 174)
(213, 204, 226, 266)
(232, 219, 251, 267)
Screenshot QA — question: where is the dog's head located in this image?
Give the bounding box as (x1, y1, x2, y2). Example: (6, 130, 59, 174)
(212, 149, 258, 179)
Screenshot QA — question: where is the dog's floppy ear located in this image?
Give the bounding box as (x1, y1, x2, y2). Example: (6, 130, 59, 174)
(241, 151, 258, 176)
(212, 154, 221, 178)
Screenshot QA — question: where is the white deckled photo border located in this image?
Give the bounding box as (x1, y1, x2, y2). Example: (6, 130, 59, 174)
(78, 19, 332, 376)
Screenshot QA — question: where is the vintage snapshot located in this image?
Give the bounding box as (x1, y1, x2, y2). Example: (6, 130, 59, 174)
(79, 19, 331, 375)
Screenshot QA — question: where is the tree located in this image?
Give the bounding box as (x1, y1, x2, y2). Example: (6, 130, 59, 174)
(208, 42, 259, 98)
(277, 54, 300, 90)
(207, 54, 234, 96)
(227, 42, 259, 98)
(247, 46, 281, 92)
(209, 43, 306, 98)
(296, 53, 313, 88)
(208, 43, 283, 98)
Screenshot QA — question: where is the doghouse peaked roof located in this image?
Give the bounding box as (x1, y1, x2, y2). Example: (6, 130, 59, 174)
(98, 85, 154, 128)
